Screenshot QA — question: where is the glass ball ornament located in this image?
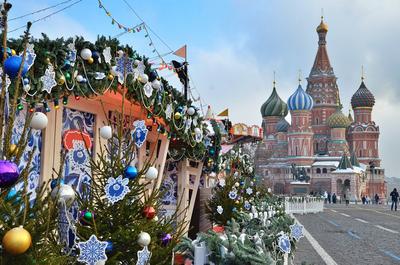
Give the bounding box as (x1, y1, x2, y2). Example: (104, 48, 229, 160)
(107, 74, 114, 81)
(2, 226, 32, 255)
(58, 75, 66, 85)
(134, 59, 141, 66)
(9, 144, 18, 156)
(161, 233, 172, 246)
(105, 241, 113, 253)
(79, 210, 95, 225)
(76, 75, 84, 83)
(11, 49, 16, 56)
(80, 48, 92, 60)
(139, 74, 148, 84)
(137, 231, 151, 247)
(124, 165, 138, 180)
(99, 125, 112, 140)
(65, 72, 71, 80)
(187, 107, 195, 116)
(92, 51, 100, 60)
(30, 112, 48, 130)
(87, 57, 94, 64)
(50, 179, 64, 190)
(151, 80, 161, 89)
(23, 84, 31, 92)
(174, 112, 181, 120)
(4, 56, 28, 79)
(0, 160, 20, 188)
(194, 128, 201, 134)
(143, 206, 156, 219)
(23, 78, 29, 85)
(145, 166, 158, 180)
(51, 184, 75, 205)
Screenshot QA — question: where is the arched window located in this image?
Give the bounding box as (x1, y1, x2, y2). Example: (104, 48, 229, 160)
(316, 168, 321, 174)
(322, 168, 327, 174)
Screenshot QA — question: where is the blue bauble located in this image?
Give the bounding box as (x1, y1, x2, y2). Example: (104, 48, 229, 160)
(92, 51, 100, 60)
(4, 56, 28, 79)
(105, 241, 113, 253)
(62, 59, 71, 70)
(50, 179, 64, 189)
(124, 166, 138, 179)
(5, 187, 20, 202)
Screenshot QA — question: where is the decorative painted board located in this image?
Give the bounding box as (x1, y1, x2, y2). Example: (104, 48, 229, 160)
(61, 108, 95, 195)
(161, 161, 178, 206)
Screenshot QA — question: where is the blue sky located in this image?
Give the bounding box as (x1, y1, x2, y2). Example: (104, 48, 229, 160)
(8, 0, 400, 179)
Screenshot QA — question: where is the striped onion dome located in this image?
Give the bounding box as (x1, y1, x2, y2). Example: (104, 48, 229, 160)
(351, 81, 375, 109)
(260, 87, 288, 117)
(287, 84, 314, 111)
(276, 118, 290, 132)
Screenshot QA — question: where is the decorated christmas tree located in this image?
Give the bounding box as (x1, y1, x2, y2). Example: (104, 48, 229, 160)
(175, 145, 303, 265)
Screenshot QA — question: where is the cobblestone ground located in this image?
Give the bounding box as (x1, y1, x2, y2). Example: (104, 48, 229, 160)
(292, 203, 400, 265)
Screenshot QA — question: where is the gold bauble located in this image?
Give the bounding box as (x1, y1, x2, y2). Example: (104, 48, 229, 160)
(107, 74, 114, 81)
(45, 58, 51, 64)
(235, 200, 240, 204)
(11, 49, 16, 56)
(87, 57, 94, 64)
(9, 144, 18, 155)
(58, 76, 66, 85)
(174, 112, 181, 120)
(2, 226, 32, 255)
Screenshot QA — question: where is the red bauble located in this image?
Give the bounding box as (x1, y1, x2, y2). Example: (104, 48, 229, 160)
(143, 206, 156, 219)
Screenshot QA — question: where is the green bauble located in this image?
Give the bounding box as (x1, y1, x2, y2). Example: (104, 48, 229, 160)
(65, 72, 71, 80)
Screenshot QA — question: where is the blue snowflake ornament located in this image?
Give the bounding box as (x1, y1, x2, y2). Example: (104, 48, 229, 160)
(278, 234, 291, 254)
(244, 201, 251, 210)
(105, 176, 130, 204)
(228, 190, 237, 200)
(66, 43, 77, 66)
(20, 44, 36, 70)
(290, 223, 304, 241)
(40, 65, 57, 94)
(132, 120, 148, 148)
(115, 56, 134, 84)
(78, 234, 108, 265)
(136, 246, 152, 265)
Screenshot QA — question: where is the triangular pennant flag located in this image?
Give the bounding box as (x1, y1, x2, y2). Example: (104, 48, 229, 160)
(217, 108, 229, 117)
(173, 45, 187, 59)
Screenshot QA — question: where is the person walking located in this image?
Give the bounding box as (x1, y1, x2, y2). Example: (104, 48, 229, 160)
(375, 193, 380, 204)
(362, 195, 366, 204)
(390, 188, 399, 211)
(345, 189, 350, 206)
(323, 191, 328, 204)
(328, 192, 332, 204)
(332, 193, 337, 204)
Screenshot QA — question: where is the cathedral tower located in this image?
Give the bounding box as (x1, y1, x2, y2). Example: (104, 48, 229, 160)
(306, 17, 340, 154)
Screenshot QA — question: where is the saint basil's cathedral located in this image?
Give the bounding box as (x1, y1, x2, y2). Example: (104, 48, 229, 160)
(256, 18, 386, 201)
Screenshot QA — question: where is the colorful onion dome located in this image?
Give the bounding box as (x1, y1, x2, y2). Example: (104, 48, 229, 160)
(260, 87, 288, 117)
(287, 84, 314, 111)
(326, 106, 351, 128)
(316, 18, 328, 33)
(351, 81, 375, 109)
(276, 118, 290, 133)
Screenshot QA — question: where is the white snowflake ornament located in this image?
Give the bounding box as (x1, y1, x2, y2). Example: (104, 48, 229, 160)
(78, 234, 108, 265)
(217, 205, 224, 214)
(136, 246, 152, 265)
(104, 176, 130, 204)
(40, 65, 57, 94)
(246, 187, 253, 195)
(21, 43, 36, 70)
(95, 72, 106, 80)
(102, 47, 112, 65)
(143, 82, 153, 98)
(165, 104, 173, 120)
(290, 223, 304, 241)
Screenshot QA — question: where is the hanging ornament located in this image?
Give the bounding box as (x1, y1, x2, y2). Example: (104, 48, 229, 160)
(105, 176, 130, 204)
(290, 223, 304, 241)
(174, 112, 181, 120)
(124, 165, 138, 179)
(51, 184, 75, 204)
(102, 47, 112, 64)
(145, 166, 158, 180)
(132, 120, 148, 148)
(278, 234, 291, 254)
(80, 48, 92, 60)
(87, 57, 94, 64)
(58, 75, 66, 85)
(194, 127, 203, 143)
(4, 56, 28, 79)
(139, 73, 149, 84)
(184, 118, 192, 133)
(79, 210, 95, 225)
(137, 232, 151, 247)
(161, 233, 172, 246)
(142, 206, 156, 219)
(77, 234, 108, 265)
(99, 125, 112, 139)
(115, 56, 134, 84)
(165, 104, 173, 120)
(0, 160, 19, 188)
(136, 246, 152, 265)
(216, 205, 223, 214)
(151, 79, 161, 89)
(94, 72, 106, 80)
(9, 144, 18, 156)
(142, 82, 153, 98)
(30, 112, 48, 130)
(21, 44, 36, 70)
(40, 64, 57, 94)
(187, 107, 196, 116)
(66, 42, 77, 66)
(2, 226, 31, 255)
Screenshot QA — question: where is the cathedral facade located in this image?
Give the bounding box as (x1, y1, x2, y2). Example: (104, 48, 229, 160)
(256, 18, 386, 201)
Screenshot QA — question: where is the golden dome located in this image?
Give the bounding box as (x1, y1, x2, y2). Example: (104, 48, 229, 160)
(316, 19, 328, 33)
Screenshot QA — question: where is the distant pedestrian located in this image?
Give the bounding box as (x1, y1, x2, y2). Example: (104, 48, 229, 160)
(375, 193, 380, 204)
(362, 195, 366, 204)
(366, 195, 370, 204)
(324, 191, 328, 204)
(328, 192, 331, 204)
(390, 188, 399, 211)
(332, 193, 337, 204)
(345, 190, 350, 206)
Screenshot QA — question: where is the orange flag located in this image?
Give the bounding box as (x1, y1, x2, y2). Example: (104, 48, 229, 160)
(173, 45, 187, 60)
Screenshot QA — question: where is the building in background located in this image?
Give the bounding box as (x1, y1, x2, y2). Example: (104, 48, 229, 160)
(256, 18, 386, 200)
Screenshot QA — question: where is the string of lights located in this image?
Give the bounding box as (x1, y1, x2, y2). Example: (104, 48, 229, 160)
(9, 0, 75, 21)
